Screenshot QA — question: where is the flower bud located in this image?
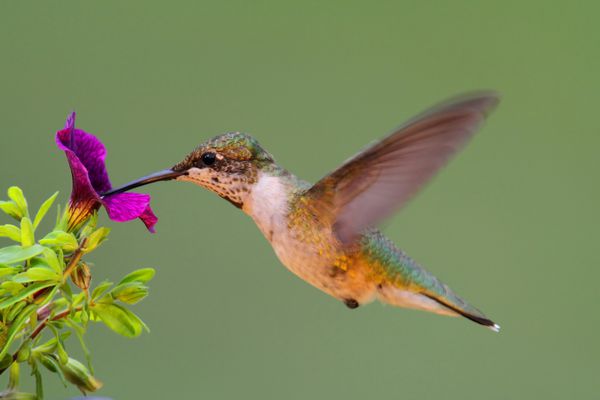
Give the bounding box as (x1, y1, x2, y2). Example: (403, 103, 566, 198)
(59, 358, 102, 393)
(71, 262, 91, 291)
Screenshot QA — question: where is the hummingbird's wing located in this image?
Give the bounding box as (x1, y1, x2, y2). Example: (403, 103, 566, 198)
(306, 92, 499, 244)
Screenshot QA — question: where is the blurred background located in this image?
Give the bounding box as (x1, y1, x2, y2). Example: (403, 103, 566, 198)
(0, 1, 598, 399)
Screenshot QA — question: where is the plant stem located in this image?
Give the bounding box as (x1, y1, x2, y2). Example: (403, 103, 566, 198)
(62, 238, 88, 282)
(0, 307, 82, 376)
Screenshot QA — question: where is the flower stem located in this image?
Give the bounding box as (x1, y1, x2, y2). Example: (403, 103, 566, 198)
(62, 238, 88, 282)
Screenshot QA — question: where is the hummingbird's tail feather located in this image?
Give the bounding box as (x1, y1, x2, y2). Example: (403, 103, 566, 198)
(376, 283, 500, 332)
(422, 294, 500, 332)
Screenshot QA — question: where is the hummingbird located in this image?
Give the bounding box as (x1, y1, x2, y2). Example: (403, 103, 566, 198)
(104, 92, 500, 331)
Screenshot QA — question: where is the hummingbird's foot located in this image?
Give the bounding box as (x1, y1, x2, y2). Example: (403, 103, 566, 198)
(344, 298, 359, 309)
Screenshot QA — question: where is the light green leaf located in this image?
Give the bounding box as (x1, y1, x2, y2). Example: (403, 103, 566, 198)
(0, 244, 45, 265)
(0, 201, 23, 221)
(56, 340, 68, 365)
(118, 268, 155, 285)
(92, 303, 147, 338)
(79, 212, 98, 238)
(33, 362, 43, 399)
(6, 301, 27, 322)
(33, 331, 71, 354)
(70, 292, 86, 309)
(13, 267, 61, 283)
(7, 186, 28, 217)
(41, 248, 62, 274)
(8, 360, 19, 389)
(111, 282, 149, 305)
(0, 281, 24, 296)
(0, 304, 36, 360)
(16, 340, 31, 362)
(0, 282, 55, 310)
(39, 231, 78, 252)
(82, 227, 110, 253)
(91, 281, 113, 302)
(33, 191, 58, 229)
(55, 204, 69, 232)
(0, 265, 20, 279)
(64, 319, 92, 372)
(61, 282, 73, 304)
(19, 217, 34, 247)
(0, 224, 22, 242)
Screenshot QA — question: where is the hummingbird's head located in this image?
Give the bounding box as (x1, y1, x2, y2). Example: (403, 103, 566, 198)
(101, 132, 276, 209)
(169, 132, 275, 208)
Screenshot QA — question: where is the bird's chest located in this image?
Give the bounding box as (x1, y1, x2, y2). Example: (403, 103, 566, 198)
(244, 174, 370, 300)
(244, 176, 334, 282)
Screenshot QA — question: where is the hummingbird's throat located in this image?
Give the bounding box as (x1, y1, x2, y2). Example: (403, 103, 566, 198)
(179, 167, 254, 208)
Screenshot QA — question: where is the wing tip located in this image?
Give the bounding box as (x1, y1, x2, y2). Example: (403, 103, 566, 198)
(445, 90, 501, 117)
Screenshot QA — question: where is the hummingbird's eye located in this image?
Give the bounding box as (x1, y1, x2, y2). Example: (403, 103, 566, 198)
(201, 152, 217, 166)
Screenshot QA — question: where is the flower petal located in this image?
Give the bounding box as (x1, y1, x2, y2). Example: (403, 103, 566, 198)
(56, 112, 159, 232)
(56, 112, 112, 194)
(139, 206, 158, 233)
(102, 193, 157, 232)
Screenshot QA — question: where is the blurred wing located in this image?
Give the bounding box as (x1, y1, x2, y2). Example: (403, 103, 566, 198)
(306, 92, 499, 244)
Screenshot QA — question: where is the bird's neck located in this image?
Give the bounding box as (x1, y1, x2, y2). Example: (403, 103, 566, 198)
(242, 167, 309, 241)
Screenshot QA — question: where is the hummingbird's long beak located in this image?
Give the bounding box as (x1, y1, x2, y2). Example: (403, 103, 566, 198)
(101, 169, 188, 197)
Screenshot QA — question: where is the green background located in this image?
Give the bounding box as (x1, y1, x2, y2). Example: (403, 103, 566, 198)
(1, 1, 598, 399)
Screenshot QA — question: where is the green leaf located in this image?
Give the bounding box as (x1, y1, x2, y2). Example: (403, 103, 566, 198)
(39, 231, 78, 252)
(82, 227, 110, 253)
(0, 353, 12, 370)
(92, 303, 147, 338)
(0, 244, 44, 265)
(33, 331, 71, 354)
(19, 217, 35, 247)
(13, 267, 61, 283)
(16, 339, 31, 362)
(8, 361, 19, 389)
(33, 191, 58, 229)
(0, 282, 56, 310)
(56, 339, 68, 365)
(0, 265, 20, 279)
(55, 204, 69, 232)
(0, 304, 36, 360)
(111, 282, 149, 305)
(33, 362, 43, 400)
(39, 354, 68, 387)
(91, 281, 113, 302)
(7, 187, 28, 218)
(60, 282, 73, 304)
(0, 201, 23, 221)
(79, 212, 98, 238)
(0, 281, 24, 296)
(118, 268, 155, 285)
(41, 248, 62, 274)
(64, 319, 92, 372)
(0, 224, 22, 242)
(38, 353, 57, 372)
(6, 301, 27, 322)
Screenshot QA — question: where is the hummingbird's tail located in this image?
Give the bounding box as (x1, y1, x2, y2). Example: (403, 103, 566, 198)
(377, 285, 500, 332)
(421, 293, 500, 332)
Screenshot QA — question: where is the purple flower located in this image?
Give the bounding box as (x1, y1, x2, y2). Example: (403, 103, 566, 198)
(56, 112, 157, 232)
